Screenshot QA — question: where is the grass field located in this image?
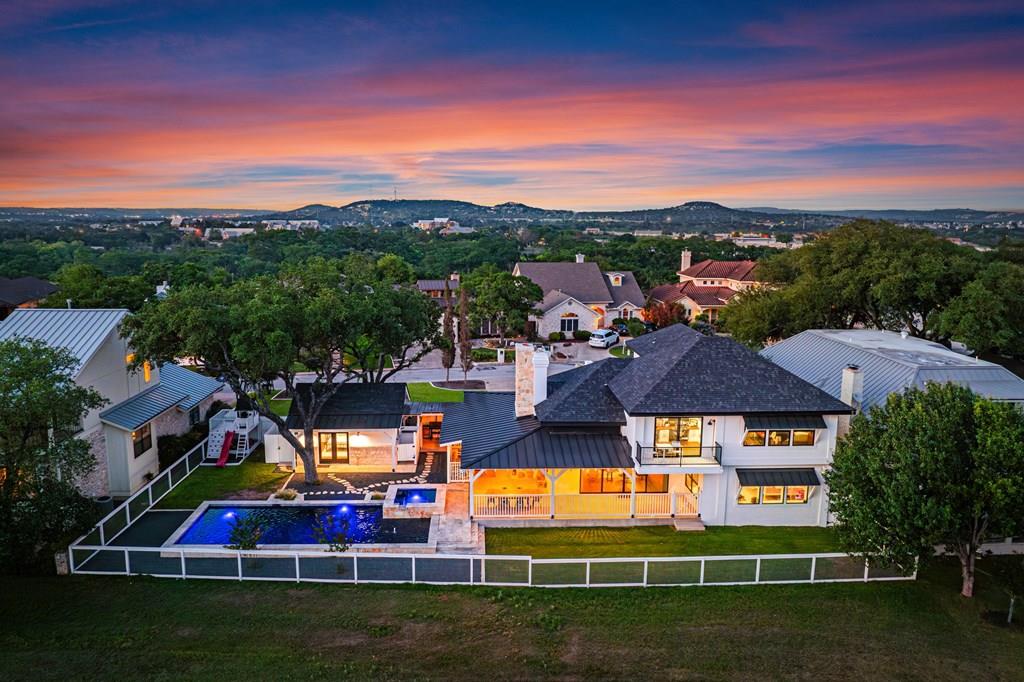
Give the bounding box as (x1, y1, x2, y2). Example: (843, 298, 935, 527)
(155, 449, 289, 509)
(268, 398, 291, 417)
(485, 525, 842, 558)
(3, 560, 1021, 680)
(609, 345, 631, 358)
(406, 382, 465, 403)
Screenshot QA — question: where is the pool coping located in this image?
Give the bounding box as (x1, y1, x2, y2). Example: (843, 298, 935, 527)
(383, 483, 446, 519)
(163, 500, 440, 553)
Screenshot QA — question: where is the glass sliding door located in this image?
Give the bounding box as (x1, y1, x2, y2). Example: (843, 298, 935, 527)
(317, 432, 349, 465)
(654, 417, 702, 457)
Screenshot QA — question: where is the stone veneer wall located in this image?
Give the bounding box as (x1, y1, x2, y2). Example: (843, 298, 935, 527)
(77, 427, 110, 498)
(350, 445, 393, 467)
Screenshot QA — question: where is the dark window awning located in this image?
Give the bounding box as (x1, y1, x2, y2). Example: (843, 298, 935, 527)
(737, 468, 821, 487)
(743, 414, 827, 431)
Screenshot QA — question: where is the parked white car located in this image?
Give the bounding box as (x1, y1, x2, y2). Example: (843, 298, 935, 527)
(589, 329, 620, 348)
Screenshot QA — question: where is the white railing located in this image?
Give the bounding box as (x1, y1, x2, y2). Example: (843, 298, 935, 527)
(68, 544, 918, 589)
(447, 458, 470, 483)
(473, 494, 550, 518)
(471, 493, 696, 519)
(69, 439, 208, 550)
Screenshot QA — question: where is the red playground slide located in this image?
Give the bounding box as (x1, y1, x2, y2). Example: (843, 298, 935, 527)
(215, 431, 236, 468)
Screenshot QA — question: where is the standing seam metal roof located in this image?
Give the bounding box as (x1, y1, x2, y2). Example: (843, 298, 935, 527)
(0, 308, 127, 375)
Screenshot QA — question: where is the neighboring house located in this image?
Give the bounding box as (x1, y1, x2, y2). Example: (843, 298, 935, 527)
(413, 217, 460, 231)
(513, 255, 645, 337)
(415, 274, 497, 336)
(0, 308, 223, 497)
(269, 383, 443, 474)
(440, 225, 476, 236)
(648, 250, 760, 322)
(439, 324, 851, 527)
(261, 219, 321, 231)
(205, 226, 255, 240)
(761, 329, 1024, 411)
(0, 276, 58, 320)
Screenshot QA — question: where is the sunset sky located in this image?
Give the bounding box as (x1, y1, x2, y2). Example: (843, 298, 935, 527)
(2, 1, 1023, 210)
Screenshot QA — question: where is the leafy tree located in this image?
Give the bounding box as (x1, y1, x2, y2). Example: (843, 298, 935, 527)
(718, 287, 792, 348)
(441, 279, 456, 382)
(458, 287, 473, 382)
(0, 339, 106, 573)
(826, 383, 1024, 597)
(45, 263, 151, 311)
(644, 300, 688, 328)
(463, 267, 542, 343)
(122, 257, 439, 484)
(375, 253, 416, 285)
(939, 261, 1024, 359)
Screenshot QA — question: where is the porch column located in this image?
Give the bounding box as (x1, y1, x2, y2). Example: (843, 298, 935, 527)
(620, 468, 637, 518)
(468, 469, 484, 520)
(391, 436, 398, 472)
(544, 469, 565, 519)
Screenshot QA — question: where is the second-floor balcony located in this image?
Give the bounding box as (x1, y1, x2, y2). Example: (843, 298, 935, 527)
(636, 443, 722, 467)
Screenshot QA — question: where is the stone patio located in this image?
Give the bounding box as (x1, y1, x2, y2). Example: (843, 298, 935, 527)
(290, 451, 447, 498)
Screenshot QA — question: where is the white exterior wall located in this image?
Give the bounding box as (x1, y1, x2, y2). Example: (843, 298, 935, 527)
(534, 298, 602, 338)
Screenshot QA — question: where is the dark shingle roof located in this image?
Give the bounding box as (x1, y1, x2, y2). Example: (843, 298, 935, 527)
(285, 382, 407, 430)
(536, 359, 630, 424)
(463, 427, 632, 469)
(439, 392, 540, 463)
(612, 325, 852, 416)
(0, 276, 58, 306)
(603, 271, 645, 308)
(514, 261, 613, 304)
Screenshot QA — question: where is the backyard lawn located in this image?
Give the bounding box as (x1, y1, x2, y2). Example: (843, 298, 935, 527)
(486, 525, 842, 558)
(406, 382, 464, 403)
(155, 448, 289, 509)
(268, 398, 291, 417)
(3, 560, 1022, 680)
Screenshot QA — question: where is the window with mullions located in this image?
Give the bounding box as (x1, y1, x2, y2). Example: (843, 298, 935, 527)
(132, 423, 153, 458)
(579, 470, 668, 494)
(737, 485, 809, 505)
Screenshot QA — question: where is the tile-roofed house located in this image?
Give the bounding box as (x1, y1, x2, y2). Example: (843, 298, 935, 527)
(513, 255, 645, 337)
(761, 329, 1024, 410)
(0, 308, 225, 497)
(438, 325, 851, 528)
(0, 276, 58, 319)
(648, 250, 762, 323)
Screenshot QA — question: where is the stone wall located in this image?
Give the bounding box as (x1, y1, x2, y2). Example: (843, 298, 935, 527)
(350, 445, 393, 467)
(77, 427, 110, 498)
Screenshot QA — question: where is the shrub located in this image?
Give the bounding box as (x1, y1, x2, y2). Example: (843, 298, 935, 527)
(572, 330, 592, 341)
(275, 488, 298, 500)
(157, 427, 206, 470)
(612, 317, 627, 326)
(548, 331, 565, 342)
(626, 319, 647, 337)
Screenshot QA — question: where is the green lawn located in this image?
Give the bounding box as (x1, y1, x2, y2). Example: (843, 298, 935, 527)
(3, 560, 1022, 680)
(268, 398, 291, 417)
(608, 345, 631, 358)
(486, 525, 842, 558)
(406, 382, 464, 403)
(155, 449, 290, 509)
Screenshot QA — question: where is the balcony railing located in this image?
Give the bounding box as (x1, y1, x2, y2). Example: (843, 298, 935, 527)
(636, 443, 722, 467)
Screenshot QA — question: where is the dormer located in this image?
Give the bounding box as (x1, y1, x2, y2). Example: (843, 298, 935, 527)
(607, 272, 624, 287)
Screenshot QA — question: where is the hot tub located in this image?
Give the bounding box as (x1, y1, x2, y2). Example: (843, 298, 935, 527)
(383, 484, 445, 519)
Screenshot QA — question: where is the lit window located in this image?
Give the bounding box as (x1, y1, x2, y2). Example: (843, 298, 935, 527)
(125, 353, 135, 365)
(792, 430, 815, 446)
(737, 486, 760, 504)
(743, 430, 766, 446)
(786, 486, 809, 504)
(762, 486, 784, 504)
(143, 361, 152, 382)
(579, 471, 668, 494)
(767, 430, 791, 446)
(132, 423, 153, 458)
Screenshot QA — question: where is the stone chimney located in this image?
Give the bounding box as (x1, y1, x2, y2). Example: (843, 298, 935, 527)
(514, 343, 550, 418)
(575, 253, 585, 264)
(838, 365, 864, 436)
(449, 272, 460, 284)
(680, 249, 692, 272)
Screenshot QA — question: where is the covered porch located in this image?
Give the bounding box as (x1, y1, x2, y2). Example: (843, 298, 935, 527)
(466, 468, 699, 520)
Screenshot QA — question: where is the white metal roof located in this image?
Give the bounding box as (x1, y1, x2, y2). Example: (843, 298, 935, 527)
(0, 308, 128, 376)
(761, 329, 1024, 409)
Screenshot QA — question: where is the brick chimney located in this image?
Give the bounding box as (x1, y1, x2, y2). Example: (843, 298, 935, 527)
(575, 253, 585, 264)
(838, 365, 864, 436)
(514, 343, 550, 418)
(680, 249, 692, 272)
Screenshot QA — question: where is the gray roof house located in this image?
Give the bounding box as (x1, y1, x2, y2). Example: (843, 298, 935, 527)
(0, 308, 223, 497)
(439, 324, 851, 527)
(513, 255, 646, 337)
(761, 329, 1024, 410)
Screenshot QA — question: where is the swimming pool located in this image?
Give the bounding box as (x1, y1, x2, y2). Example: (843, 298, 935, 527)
(173, 503, 430, 546)
(394, 488, 437, 505)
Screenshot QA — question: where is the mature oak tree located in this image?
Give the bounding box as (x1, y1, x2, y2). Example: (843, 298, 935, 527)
(123, 258, 439, 484)
(826, 383, 1024, 597)
(462, 265, 542, 343)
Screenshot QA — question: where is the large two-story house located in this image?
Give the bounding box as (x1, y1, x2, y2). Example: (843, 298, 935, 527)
(513, 256, 645, 337)
(439, 324, 851, 526)
(0, 308, 224, 497)
(648, 250, 760, 323)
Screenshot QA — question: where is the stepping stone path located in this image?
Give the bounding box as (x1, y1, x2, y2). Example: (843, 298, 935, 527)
(303, 454, 435, 497)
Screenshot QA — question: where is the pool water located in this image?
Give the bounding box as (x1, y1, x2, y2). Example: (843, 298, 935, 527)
(394, 488, 437, 505)
(174, 504, 430, 545)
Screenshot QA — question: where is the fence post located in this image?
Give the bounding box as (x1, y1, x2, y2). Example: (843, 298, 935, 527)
(754, 557, 761, 583)
(863, 559, 870, 582)
(469, 556, 474, 584)
(99, 523, 106, 546)
(123, 548, 130, 576)
(147, 486, 153, 508)
(180, 550, 186, 578)
(237, 552, 243, 580)
(643, 560, 649, 587)
(412, 556, 417, 584)
(482, 557, 487, 585)
(353, 555, 359, 584)
(528, 558, 533, 586)
(810, 556, 817, 583)
(699, 559, 705, 585)
(585, 561, 591, 587)
(670, 494, 677, 518)
(295, 554, 301, 583)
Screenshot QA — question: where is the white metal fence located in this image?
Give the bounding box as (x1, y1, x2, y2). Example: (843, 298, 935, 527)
(71, 439, 208, 549)
(68, 545, 916, 588)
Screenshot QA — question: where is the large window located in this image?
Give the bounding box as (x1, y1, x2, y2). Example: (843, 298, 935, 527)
(737, 485, 810, 505)
(742, 430, 766, 446)
(744, 428, 816, 447)
(560, 314, 579, 333)
(317, 432, 349, 464)
(654, 417, 702, 451)
(580, 470, 668, 494)
(132, 423, 152, 458)
(767, 430, 791, 446)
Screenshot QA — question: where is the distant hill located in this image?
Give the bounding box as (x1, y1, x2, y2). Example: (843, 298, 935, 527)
(742, 206, 1024, 224)
(0, 207, 273, 219)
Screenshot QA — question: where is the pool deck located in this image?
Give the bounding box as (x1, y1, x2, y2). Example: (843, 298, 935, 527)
(289, 451, 447, 499)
